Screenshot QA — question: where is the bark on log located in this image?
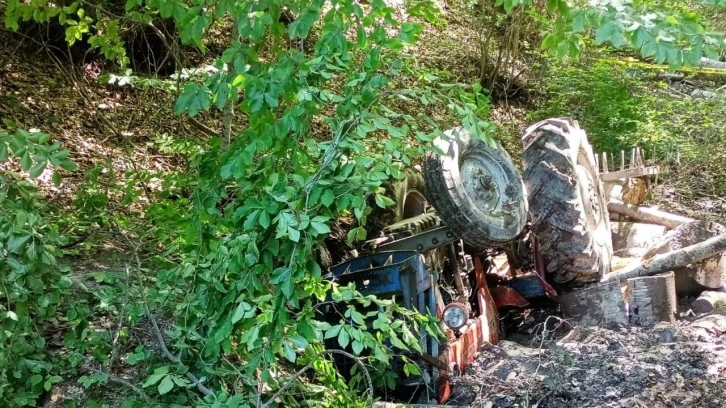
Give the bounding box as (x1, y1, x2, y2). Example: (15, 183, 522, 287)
(611, 222, 666, 257)
(692, 291, 726, 315)
(559, 281, 628, 326)
(698, 57, 726, 70)
(643, 221, 726, 295)
(607, 198, 695, 229)
(627, 272, 677, 326)
(602, 231, 726, 283)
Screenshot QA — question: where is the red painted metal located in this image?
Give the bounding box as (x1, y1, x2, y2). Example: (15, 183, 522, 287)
(490, 285, 530, 308)
(437, 256, 500, 403)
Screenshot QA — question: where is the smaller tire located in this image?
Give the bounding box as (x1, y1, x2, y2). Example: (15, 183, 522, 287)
(424, 128, 528, 248)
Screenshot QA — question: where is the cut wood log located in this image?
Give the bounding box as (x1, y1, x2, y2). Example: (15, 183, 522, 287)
(611, 222, 666, 257)
(698, 57, 726, 70)
(607, 198, 695, 229)
(602, 228, 726, 284)
(627, 272, 677, 326)
(642, 221, 726, 295)
(692, 291, 726, 315)
(559, 281, 628, 326)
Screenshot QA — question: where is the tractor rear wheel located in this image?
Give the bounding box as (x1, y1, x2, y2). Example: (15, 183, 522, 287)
(522, 118, 613, 287)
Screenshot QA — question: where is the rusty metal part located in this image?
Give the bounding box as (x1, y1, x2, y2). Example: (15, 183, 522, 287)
(374, 226, 458, 254)
(383, 211, 440, 235)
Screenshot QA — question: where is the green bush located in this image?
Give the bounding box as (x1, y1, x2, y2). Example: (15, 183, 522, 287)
(530, 58, 650, 153)
(531, 57, 726, 196)
(0, 128, 76, 406)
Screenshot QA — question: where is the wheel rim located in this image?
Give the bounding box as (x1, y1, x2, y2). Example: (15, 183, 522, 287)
(575, 149, 603, 230)
(459, 150, 508, 215)
(402, 190, 427, 219)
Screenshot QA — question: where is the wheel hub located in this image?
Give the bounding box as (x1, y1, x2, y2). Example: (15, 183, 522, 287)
(460, 156, 504, 212)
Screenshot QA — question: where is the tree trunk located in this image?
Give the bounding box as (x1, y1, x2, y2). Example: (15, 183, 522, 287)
(607, 198, 694, 229)
(559, 281, 628, 326)
(627, 272, 677, 326)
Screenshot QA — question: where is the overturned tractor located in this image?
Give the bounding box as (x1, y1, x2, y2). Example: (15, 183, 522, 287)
(324, 118, 614, 403)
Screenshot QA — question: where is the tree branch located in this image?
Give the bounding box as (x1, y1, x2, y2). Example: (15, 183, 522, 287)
(120, 232, 215, 397)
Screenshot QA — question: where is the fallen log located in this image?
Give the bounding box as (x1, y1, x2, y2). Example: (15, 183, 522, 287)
(602, 232, 726, 283)
(608, 198, 695, 229)
(644, 221, 726, 295)
(698, 57, 726, 70)
(692, 291, 726, 315)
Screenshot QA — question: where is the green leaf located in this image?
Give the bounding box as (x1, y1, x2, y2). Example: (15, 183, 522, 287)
(20, 151, 32, 171)
(374, 194, 395, 208)
(352, 340, 364, 355)
(29, 161, 46, 178)
(142, 367, 169, 388)
(289, 4, 321, 39)
(288, 227, 301, 242)
(0, 142, 8, 162)
(400, 22, 422, 43)
(59, 159, 78, 172)
(157, 376, 174, 395)
(7, 234, 31, 253)
(52, 172, 62, 186)
(324, 324, 341, 339)
(595, 21, 615, 45)
(175, 83, 211, 116)
(282, 343, 296, 362)
(310, 221, 330, 235)
(259, 211, 271, 229)
(321, 189, 335, 207)
(338, 327, 350, 348)
(231, 301, 251, 324)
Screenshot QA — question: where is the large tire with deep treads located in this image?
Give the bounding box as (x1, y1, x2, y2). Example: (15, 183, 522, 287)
(424, 128, 528, 248)
(522, 118, 613, 287)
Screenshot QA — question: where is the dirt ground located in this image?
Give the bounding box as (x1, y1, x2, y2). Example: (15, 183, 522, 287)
(447, 308, 726, 408)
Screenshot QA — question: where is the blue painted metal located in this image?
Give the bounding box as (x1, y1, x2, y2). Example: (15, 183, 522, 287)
(330, 251, 431, 305)
(510, 273, 546, 298)
(327, 250, 437, 381)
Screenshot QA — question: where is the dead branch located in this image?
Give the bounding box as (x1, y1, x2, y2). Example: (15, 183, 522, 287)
(120, 233, 215, 397)
(260, 349, 372, 408)
(188, 116, 218, 137)
(82, 364, 152, 402)
(602, 233, 726, 282)
(608, 198, 695, 229)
